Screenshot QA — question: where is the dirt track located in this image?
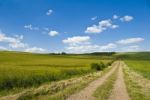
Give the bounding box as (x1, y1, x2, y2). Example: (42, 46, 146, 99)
(67, 61, 119, 100)
(108, 61, 130, 100)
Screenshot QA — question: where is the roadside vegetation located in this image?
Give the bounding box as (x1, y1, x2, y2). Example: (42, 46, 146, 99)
(123, 65, 150, 100)
(124, 60, 150, 79)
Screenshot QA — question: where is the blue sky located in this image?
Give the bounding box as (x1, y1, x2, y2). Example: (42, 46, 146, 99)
(0, 0, 150, 53)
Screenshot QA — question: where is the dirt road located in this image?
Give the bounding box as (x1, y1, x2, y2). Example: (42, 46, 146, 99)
(108, 61, 130, 100)
(67, 61, 120, 100)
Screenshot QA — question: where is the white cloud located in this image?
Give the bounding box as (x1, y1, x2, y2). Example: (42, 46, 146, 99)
(64, 41, 116, 53)
(100, 43, 117, 50)
(46, 9, 53, 16)
(120, 45, 140, 52)
(0, 31, 27, 49)
(113, 15, 119, 19)
(48, 31, 59, 36)
(91, 16, 97, 20)
(85, 25, 103, 33)
(9, 42, 27, 48)
(25, 47, 47, 53)
(24, 24, 32, 30)
(120, 15, 133, 22)
(0, 46, 7, 50)
(111, 25, 119, 29)
(24, 24, 39, 30)
(116, 37, 144, 45)
(0, 30, 48, 53)
(62, 36, 90, 45)
(85, 19, 118, 33)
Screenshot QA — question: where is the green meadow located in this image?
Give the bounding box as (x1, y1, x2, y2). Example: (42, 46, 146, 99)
(118, 52, 150, 79)
(0, 51, 111, 92)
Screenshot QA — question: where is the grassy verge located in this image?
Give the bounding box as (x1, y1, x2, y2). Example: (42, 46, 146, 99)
(123, 65, 150, 100)
(124, 60, 150, 79)
(93, 66, 118, 100)
(17, 63, 114, 100)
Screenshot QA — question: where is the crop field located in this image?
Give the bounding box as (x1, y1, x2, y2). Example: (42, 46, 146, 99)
(0, 51, 111, 94)
(0, 51, 150, 100)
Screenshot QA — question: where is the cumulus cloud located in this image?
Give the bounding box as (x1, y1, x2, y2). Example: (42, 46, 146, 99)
(0, 31, 27, 48)
(120, 45, 140, 52)
(62, 35, 117, 53)
(100, 43, 117, 50)
(25, 47, 47, 53)
(46, 9, 53, 16)
(85, 19, 118, 33)
(116, 37, 144, 45)
(0, 30, 48, 53)
(91, 16, 97, 20)
(48, 31, 59, 36)
(62, 36, 90, 45)
(65, 43, 116, 53)
(113, 15, 119, 19)
(120, 15, 133, 22)
(24, 24, 39, 30)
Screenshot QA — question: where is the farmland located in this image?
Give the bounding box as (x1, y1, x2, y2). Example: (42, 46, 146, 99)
(0, 51, 111, 95)
(0, 51, 150, 100)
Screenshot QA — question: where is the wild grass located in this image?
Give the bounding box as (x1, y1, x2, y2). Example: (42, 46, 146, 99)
(18, 62, 113, 100)
(123, 65, 150, 100)
(124, 60, 150, 79)
(0, 51, 111, 94)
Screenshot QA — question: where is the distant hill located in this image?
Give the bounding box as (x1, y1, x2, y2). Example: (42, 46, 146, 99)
(115, 52, 150, 60)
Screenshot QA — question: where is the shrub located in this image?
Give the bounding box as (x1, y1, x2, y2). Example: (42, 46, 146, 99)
(91, 62, 106, 71)
(99, 62, 106, 70)
(91, 63, 101, 71)
(106, 60, 114, 66)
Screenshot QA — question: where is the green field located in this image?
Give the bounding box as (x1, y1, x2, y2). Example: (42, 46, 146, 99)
(125, 60, 150, 79)
(0, 51, 150, 99)
(0, 51, 111, 93)
(118, 52, 150, 79)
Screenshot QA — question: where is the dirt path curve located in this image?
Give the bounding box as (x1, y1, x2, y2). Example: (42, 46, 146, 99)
(108, 61, 130, 100)
(67, 61, 120, 100)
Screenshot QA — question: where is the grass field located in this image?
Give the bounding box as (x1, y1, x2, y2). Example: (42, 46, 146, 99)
(124, 60, 150, 79)
(123, 52, 150, 100)
(0, 51, 111, 93)
(0, 51, 150, 100)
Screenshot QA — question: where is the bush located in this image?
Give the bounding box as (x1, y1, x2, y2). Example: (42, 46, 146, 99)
(91, 62, 106, 71)
(91, 63, 101, 71)
(106, 60, 114, 66)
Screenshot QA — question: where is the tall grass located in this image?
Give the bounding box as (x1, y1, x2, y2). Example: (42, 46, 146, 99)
(0, 51, 111, 92)
(124, 60, 150, 79)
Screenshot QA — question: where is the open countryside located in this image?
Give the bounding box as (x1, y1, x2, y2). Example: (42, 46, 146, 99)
(0, 0, 150, 100)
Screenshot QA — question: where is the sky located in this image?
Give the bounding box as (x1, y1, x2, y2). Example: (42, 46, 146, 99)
(0, 0, 150, 53)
